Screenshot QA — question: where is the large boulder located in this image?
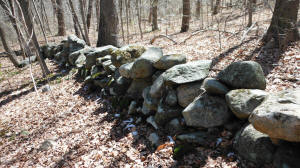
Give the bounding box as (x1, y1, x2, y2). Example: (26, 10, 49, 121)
(226, 89, 268, 119)
(201, 78, 229, 95)
(127, 78, 152, 99)
(111, 45, 146, 67)
(130, 47, 163, 79)
(154, 101, 183, 126)
(119, 62, 134, 78)
(153, 54, 187, 70)
(182, 93, 231, 128)
(234, 124, 276, 165)
(85, 45, 117, 69)
(177, 82, 205, 107)
(217, 61, 266, 90)
(249, 88, 300, 142)
(163, 60, 212, 85)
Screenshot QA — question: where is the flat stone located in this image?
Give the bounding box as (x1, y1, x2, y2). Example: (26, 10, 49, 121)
(202, 78, 229, 95)
(177, 82, 205, 107)
(153, 54, 187, 70)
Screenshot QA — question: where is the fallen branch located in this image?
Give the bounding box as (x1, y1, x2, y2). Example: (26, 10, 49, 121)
(150, 35, 177, 45)
(241, 22, 258, 43)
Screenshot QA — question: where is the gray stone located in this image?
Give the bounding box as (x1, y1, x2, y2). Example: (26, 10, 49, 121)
(68, 47, 94, 65)
(217, 61, 266, 90)
(38, 139, 56, 151)
(86, 45, 117, 69)
(182, 93, 231, 128)
(128, 101, 137, 115)
(177, 132, 210, 146)
(202, 78, 229, 95)
(94, 77, 111, 88)
(149, 74, 165, 98)
(233, 124, 276, 165)
(42, 85, 51, 93)
(120, 45, 146, 58)
(166, 118, 183, 134)
(165, 89, 177, 106)
(102, 60, 116, 74)
(41, 43, 58, 59)
(153, 54, 187, 70)
(119, 62, 134, 78)
(154, 101, 183, 126)
(19, 55, 37, 66)
(142, 87, 159, 115)
(96, 55, 111, 66)
(130, 47, 163, 79)
(152, 71, 164, 82)
(75, 54, 86, 68)
(148, 133, 160, 146)
(147, 116, 159, 130)
(226, 89, 268, 119)
(163, 60, 212, 85)
(111, 76, 131, 95)
(127, 78, 152, 99)
(249, 88, 300, 142)
(177, 82, 205, 107)
(67, 35, 86, 53)
(273, 143, 300, 168)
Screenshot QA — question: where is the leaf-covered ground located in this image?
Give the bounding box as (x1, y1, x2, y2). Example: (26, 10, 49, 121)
(0, 7, 299, 167)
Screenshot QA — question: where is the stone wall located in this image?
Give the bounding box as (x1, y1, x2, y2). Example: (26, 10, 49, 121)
(42, 35, 300, 166)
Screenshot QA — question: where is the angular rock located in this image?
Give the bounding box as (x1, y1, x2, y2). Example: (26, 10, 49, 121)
(177, 82, 205, 107)
(147, 116, 159, 130)
(163, 60, 212, 85)
(128, 101, 137, 115)
(68, 47, 94, 65)
(96, 55, 111, 66)
(165, 89, 178, 106)
(249, 88, 300, 142)
(155, 101, 183, 126)
(130, 47, 163, 79)
(119, 62, 134, 78)
(153, 54, 187, 70)
(102, 60, 116, 74)
(177, 132, 211, 146)
(202, 78, 229, 95)
(166, 118, 183, 134)
(226, 89, 268, 119)
(217, 61, 266, 90)
(152, 71, 164, 82)
(111, 76, 131, 96)
(149, 74, 165, 98)
(75, 54, 86, 68)
(94, 77, 111, 88)
(86, 45, 117, 69)
(111, 45, 146, 68)
(142, 87, 159, 115)
(148, 133, 160, 146)
(41, 43, 58, 59)
(182, 93, 230, 128)
(120, 45, 146, 58)
(233, 124, 276, 165)
(127, 78, 152, 99)
(67, 34, 86, 52)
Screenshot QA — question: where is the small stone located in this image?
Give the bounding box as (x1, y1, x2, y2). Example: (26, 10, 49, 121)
(155, 101, 183, 126)
(201, 78, 229, 95)
(165, 89, 178, 106)
(119, 62, 134, 78)
(177, 132, 210, 146)
(147, 116, 159, 130)
(42, 85, 51, 93)
(38, 139, 56, 151)
(166, 118, 183, 134)
(148, 133, 160, 147)
(128, 101, 137, 115)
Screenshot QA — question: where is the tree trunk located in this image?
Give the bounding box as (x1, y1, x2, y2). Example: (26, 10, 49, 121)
(152, 0, 158, 31)
(51, 0, 57, 25)
(263, 0, 300, 50)
(196, 0, 201, 19)
(135, 0, 143, 39)
(212, 0, 220, 15)
(0, 23, 21, 67)
(18, 0, 50, 75)
(96, 0, 100, 31)
(97, 0, 120, 47)
(148, 0, 152, 23)
(247, 0, 253, 27)
(119, 0, 125, 42)
(56, 0, 66, 36)
(79, 0, 91, 45)
(125, 0, 129, 43)
(181, 0, 190, 32)
(86, 0, 93, 31)
(68, 0, 86, 41)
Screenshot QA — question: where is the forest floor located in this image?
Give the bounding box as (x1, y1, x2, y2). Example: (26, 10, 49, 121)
(0, 7, 299, 167)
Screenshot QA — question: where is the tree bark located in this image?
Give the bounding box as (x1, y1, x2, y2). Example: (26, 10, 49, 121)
(212, 0, 220, 15)
(181, 0, 190, 32)
(152, 0, 158, 31)
(0, 23, 21, 67)
(97, 0, 120, 47)
(86, 0, 93, 31)
(68, 0, 86, 41)
(196, 0, 201, 19)
(17, 0, 50, 75)
(135, 0, 143, 39)
(263, 0, 300, 50)
(247, 0, 253, 27)
(56, 0, 66, 36)
(119, 0, 125, 42)
(79, 0, 91, 45)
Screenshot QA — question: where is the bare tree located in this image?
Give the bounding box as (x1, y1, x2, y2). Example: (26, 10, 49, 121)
(56, 0, 66, 36)
(79, 0, 91, 45)
(135, 0, 143, 39)
(196, 0, 201, 19)
(86, 0, 94, 31)
(181, 0, 190, 32)
(0, 22, 21, 67)
(97, 0, 120, 47)
(68, 0, 86, 41)
(263, 0, 300, 50)
(212, 0, 220, 15)
(119, 0, 125, 42)
(247, 0, 253, 27)
(152, 0, 158, 31)
(17, 0, 50, 75)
